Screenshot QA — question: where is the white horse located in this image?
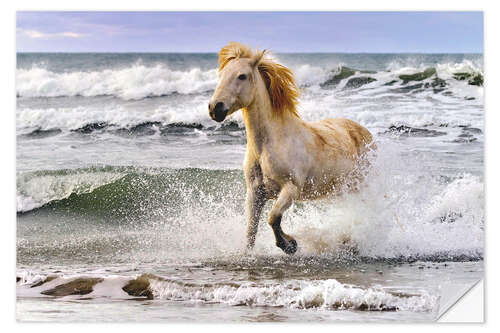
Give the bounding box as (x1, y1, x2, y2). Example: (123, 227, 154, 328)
(208, 42, 375, 254)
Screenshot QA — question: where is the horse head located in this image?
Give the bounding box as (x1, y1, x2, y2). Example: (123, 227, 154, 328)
(208, 43, 265, 122)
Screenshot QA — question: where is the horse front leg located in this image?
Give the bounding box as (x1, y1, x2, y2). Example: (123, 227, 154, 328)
(245, 183, 266, 250)
(268, 182, 299, 255)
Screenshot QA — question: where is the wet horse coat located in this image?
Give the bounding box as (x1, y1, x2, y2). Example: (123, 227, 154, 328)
(208, 42, 374, 254)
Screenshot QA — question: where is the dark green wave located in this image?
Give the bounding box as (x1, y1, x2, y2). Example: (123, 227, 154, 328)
(18, 166, 246, 219)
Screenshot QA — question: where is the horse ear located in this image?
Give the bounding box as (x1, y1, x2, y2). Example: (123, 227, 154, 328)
(250, 50, 266, 68)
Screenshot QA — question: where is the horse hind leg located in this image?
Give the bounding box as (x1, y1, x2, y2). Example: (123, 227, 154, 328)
(245, 184, 266, 250)
(268, 182, 299, 255)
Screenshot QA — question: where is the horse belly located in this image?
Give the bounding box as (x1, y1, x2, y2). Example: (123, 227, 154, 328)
(262, 177, 281, 200)
(299, 153, 361, 200)
(299, 174, 340, 200)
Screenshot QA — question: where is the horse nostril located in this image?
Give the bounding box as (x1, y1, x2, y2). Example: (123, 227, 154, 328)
(214, 102, 225, 112)
(211, 102, 228, 122)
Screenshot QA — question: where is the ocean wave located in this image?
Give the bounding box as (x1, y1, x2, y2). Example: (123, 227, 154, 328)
(16, 102, 221, 132)
(17, 163, 484, 261)
(15, 107, 482, 142)
(150, 277, 436, 312)
(16, 272, 438, 313)
(16, 166, 244, 214)
(16, 64, 219, 100)
(16, 60, 483, 100)
(386, 58, 483, 76)
(16, 104, 244, 135)
(17, 167, 127, 213)
(16, 99, 482, 137)
(316, 64, 483, 93)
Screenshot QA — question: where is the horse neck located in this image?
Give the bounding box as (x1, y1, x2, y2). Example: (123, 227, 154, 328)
(242, 75, 300, 157)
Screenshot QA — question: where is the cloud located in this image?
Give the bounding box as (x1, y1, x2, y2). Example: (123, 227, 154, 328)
(60, 32, 86, 38)
(17, 28, 87, 39)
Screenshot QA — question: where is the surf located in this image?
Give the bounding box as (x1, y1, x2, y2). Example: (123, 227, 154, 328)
(17, 153, 484, 262)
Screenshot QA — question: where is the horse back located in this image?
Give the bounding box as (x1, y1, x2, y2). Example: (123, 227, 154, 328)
(307, 118, 374, 157)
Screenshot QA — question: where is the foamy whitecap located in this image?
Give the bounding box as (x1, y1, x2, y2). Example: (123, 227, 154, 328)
(16, 170, 126, 213)
(149, 278, 438, 312)
(16, 65, 219, 100)
(16, 194, 41, 213)
(16, 103, 212, 131)
(16, 59, 484, 100)
(16, 272, 438, 312)
(293, 64, 330, 86)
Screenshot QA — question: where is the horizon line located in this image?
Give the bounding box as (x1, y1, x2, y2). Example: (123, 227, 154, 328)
(16, 51, 484, 55)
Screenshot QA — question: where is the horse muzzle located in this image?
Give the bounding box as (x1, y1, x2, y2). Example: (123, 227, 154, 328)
(209, 101, 229, 123)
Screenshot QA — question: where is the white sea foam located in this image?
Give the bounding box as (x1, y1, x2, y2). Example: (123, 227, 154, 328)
(16, 170, 125, 213)
(16, 64, 219, 100)
(16, 91, 483, 134)
(278, 143, 484, 259)
(16, 272, 438, 312)
(16, 101, 214, 131)
(150, 278, 437, 312)
(293, 64, 330, 86)
(16, 195, 40, 213)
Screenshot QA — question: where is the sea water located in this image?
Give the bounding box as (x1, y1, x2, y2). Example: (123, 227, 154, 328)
(16, 53, 484, 322)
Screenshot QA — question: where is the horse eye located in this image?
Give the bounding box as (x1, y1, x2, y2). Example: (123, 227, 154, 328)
(238, 74, 247, 80)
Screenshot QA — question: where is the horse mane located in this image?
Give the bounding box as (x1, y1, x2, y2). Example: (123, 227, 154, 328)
(218, 42, 300, 118)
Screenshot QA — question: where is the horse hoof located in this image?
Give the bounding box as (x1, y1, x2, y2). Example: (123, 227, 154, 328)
(278, 239, 297, 255)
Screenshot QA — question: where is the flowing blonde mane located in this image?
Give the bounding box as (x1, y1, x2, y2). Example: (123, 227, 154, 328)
(218, 42, 300, 118)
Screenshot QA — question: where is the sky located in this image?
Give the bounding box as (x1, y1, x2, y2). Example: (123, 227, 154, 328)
(16, 11, 483, 53)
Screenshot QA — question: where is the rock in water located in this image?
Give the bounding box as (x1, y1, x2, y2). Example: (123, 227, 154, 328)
(423, 77, 447, 93)
(391, 83, 424, 93)
(122, 274, 159, 299)
(385, 125, 447, 137)
(344, 77, 377, 89)
(453, 72, 472, 81)
(453, 72, 484, 86)
(72, 122, 109, 134)
(468, 73, 484, 86)
(383, 80, 398, 86)
(320, 66, 356, 87)
(399, 68, 436, 84)
(41, 277, 103, 296)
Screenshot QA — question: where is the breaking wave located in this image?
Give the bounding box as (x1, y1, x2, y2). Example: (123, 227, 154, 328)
(17, 272, 438, 313)
(16, 64, 219, 100)
(16, 60, 483, 100)
(16, 161, 484, 262)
